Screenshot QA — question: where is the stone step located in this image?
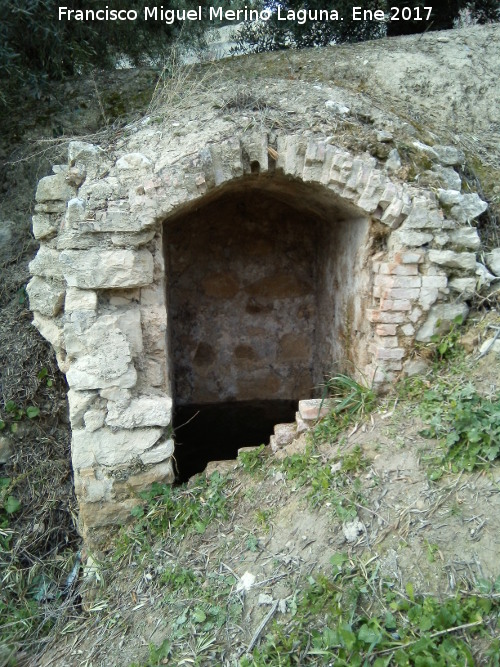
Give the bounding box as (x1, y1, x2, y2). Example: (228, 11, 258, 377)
(297, 398, 334, 423)
(204, 398, 334, 474)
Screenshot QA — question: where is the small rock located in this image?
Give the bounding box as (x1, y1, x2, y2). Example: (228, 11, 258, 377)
(385, 148, 401, 173)
(342, 518, 365, 543)
(115, 153, 152, 170)
(236, 572, 256, 592)
(432, 145, 465, 167)
(439, 189, 487, 223)
(258, 594, 274, 606)
(449, 277, 476, 297)
(376, 130, 393, 143)
(325, 100, 350, 115)
(431, 165, 461, 191)
(479, 338, 500, 357)
(486, 249, 500, 277)
(476, 262, 497, 288)
(404, 358, 430, 377)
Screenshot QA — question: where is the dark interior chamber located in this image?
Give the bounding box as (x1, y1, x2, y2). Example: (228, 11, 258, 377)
(173, 399, 297, 481)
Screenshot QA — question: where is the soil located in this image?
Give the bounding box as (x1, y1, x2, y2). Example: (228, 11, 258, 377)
(0, 22, 499, 667)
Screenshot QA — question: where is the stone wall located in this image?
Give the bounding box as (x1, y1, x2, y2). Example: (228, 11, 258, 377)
(27, 132, 488, 535)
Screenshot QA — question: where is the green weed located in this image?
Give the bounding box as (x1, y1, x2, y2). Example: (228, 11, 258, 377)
(238, 444, 268, 475)
(240, 557, 500, 666)
(0, 399, 40, 433)
(430, 315, 465, 361)
(280, 445, 367, 520)
(314, 374, 376, 445)
(128, 471, 230, 542)
(419, 382, 500, 477)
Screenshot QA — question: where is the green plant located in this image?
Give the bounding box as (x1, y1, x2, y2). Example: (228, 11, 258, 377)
(430, 315, 464, 361)
(37, 367, 53, 388)
(240, 557, 500, 666)
(419, 382, 500, 476)
(279, 445, 367, 520)
(0, 399, 40, 433)
(238, 444, 268, 475)
(314, 374, 376, 445)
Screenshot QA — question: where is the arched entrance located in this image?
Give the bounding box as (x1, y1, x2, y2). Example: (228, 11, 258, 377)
(164, 175, 373, 478)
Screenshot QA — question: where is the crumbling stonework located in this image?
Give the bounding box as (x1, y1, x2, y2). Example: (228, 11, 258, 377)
(28, 125, 488, 535)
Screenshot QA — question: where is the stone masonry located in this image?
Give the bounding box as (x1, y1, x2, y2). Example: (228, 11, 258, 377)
(27, 131, 488, 535)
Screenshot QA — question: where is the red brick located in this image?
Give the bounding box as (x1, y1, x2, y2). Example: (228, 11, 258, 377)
(391, 276, 422, 288)
(395, 251, 425, 264)
(367, 310, 406, 324)
(385, 288, 420, 300)
(376, 324, 397, 336)
(380, 299, 412, 312)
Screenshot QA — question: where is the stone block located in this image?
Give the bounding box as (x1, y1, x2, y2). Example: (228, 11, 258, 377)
(378, 263, 418, 276)
(84, 409, 106, 432)
(439, 190, 487, 224)
(26, 277, 65, 317)
(68, 141, 101, 165)
(140, 438, 175, 465)
(416, 303, 469, 342)
(448, 227, 481, 250)
(390, 229, 434, 247)
(449, 277, 476, 297)
(32, 312, 63, 351)
(59, 249, 154, 289)
(380, 299, 411, 311)
(376, 324, 397, 336)
(67, 362, 137, 391)
(428, 249, 476, 271)
(432, 145, 465, 167)
(401, 323, 415, 336)
(32, 213, 59, 240)
(395, 251, 425, 264)
(113, 461, 175, 498)
(65, 288, 98, 313)
(377, 336, 399, 348)
(116, 152, 152, 170)
(367, 310, 406, 324)
(65, 315, 137, 390)
(65, 198, 86, 227)
(404, 203, 445, 230)
(421, 275, 448, 289)
(272, 423, 297, 451)
(36, 172, 75, 203)
(374, 347, 405, 360)
(68, 389, 97, 428)
(72, 427, 163, 468)
(29, 247, 64, 280)
(106, 395, 172, 428)
(383, 288, 420, 300)
(419, 288, 439, 310)
(74, 468, 113, 503)
(298, 398, 334, 422)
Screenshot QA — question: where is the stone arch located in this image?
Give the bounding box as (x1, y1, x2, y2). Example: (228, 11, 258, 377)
(27, 132, 484, 534)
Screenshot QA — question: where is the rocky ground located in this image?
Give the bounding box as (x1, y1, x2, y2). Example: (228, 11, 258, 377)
(1, 22, 500, 666)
